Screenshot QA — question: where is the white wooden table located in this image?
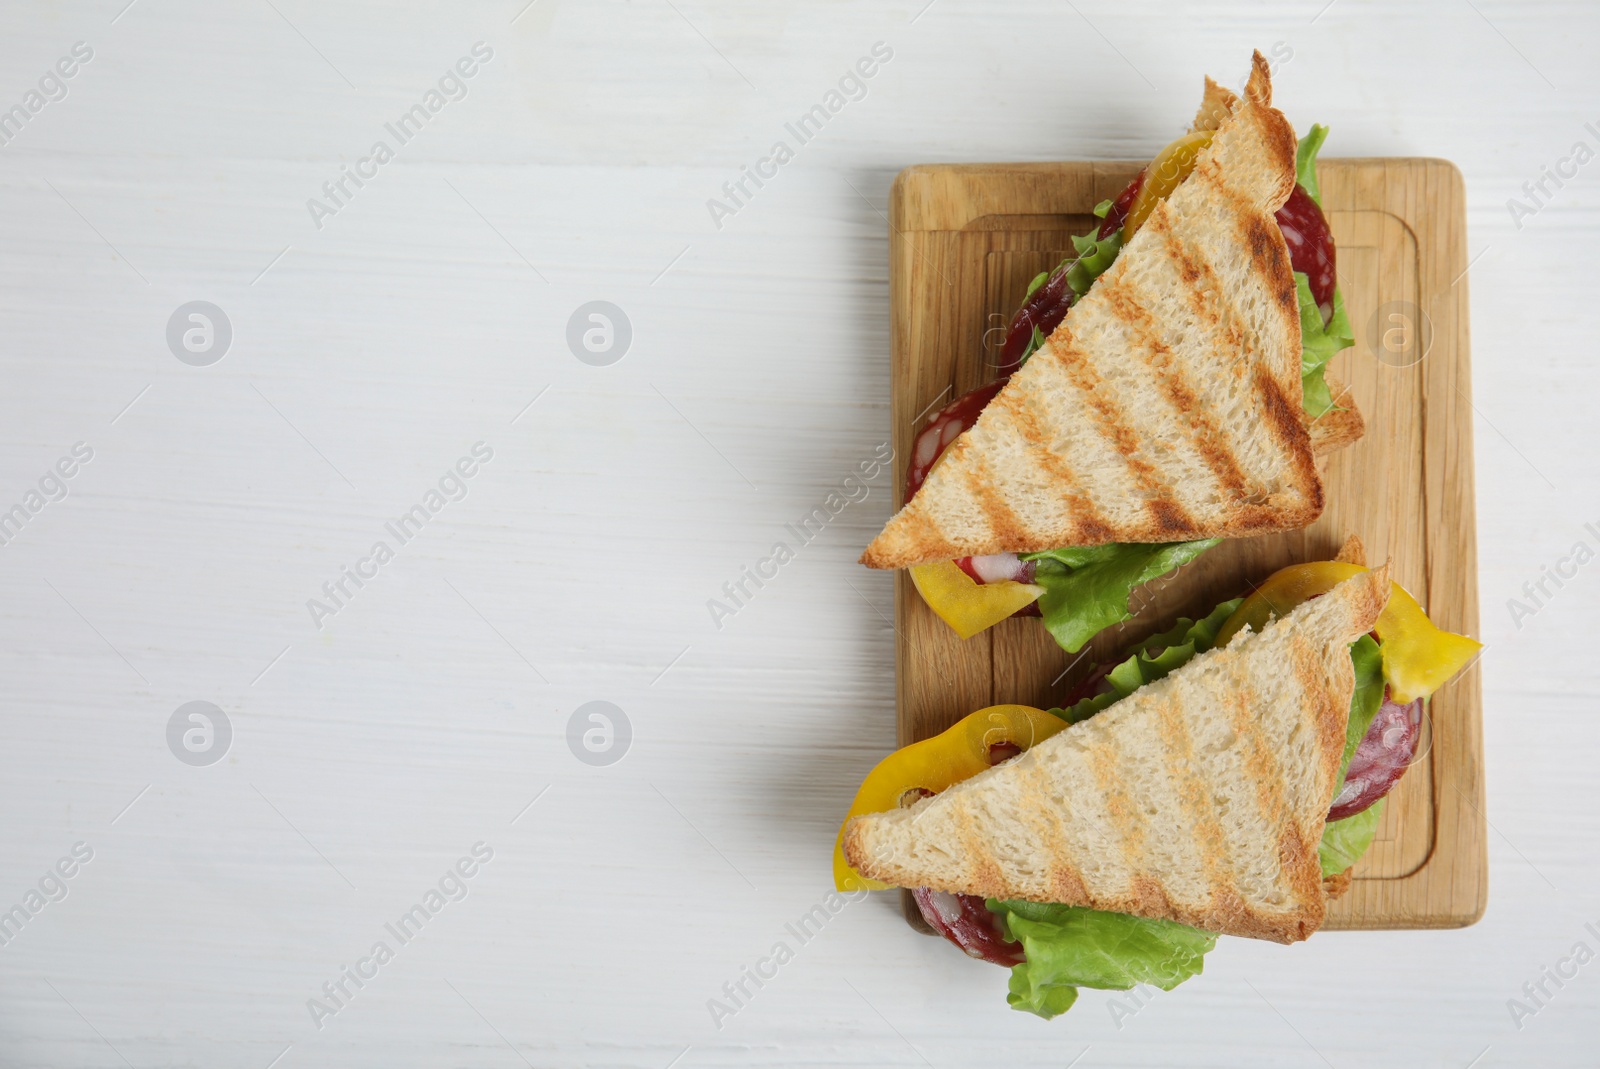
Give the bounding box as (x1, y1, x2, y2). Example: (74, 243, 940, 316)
(0, 1, 1595, 1065)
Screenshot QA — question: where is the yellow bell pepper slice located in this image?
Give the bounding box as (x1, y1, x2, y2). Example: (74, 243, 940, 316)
(833, 705, 1070, 891)
(1124, 130, 1215, 240)
(909, 560, 1043, 640)
(1215, 561, 1482, 704)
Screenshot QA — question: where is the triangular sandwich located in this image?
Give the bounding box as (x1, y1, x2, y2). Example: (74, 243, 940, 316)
(841, 567, 1390, 943)
(862, 57, 1321, 570)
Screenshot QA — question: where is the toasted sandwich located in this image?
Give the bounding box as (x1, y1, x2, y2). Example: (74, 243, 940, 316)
(833, 541, 1479, 1018)
(864, 52, 1364, 655)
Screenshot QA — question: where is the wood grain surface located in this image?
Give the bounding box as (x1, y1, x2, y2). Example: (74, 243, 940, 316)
(887, 158, 1485, 932)
(4, 2, 1597, 1063)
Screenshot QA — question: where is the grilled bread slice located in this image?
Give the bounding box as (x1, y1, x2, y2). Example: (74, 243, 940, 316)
(1194, 75, 1367, 459)
(861, 54, 1320, 570)
(842, 566, 1390, 944)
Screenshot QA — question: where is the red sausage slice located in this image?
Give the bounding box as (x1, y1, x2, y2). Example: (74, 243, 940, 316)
(1327, 694, 1423, 822)
(912, 888, 1025, 967)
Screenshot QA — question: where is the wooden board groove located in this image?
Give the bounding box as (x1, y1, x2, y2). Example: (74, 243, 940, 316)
(886, 158, 1485, 933)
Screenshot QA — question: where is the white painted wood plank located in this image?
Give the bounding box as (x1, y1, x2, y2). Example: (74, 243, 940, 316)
(0, 0, 1595, 1065)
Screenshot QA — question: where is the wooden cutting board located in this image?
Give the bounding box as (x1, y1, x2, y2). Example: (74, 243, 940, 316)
(886, 158, 1485, 932)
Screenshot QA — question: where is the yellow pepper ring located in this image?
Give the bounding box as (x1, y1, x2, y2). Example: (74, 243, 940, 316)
(833, 705, 1070, 892)
(1123, 129, 1215, 241)
(908, 560, 1043, 641)
(1215, 562, 1482, 705)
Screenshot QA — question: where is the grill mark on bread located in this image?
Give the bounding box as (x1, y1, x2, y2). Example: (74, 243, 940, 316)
(1047, 326, 1197, 532)
(952, 797, 1006, 897)
(1245, 215, 1279, 275)
(1276, 822, 1324, 939)
(1108, 240, 1253, 503)
(1274, 271, 1299, 323)
(1223, 183, 1298, 364)
(1252, 366, 1324, 522)
(1202, 171, 1298, 380)
(1162, 221, 1265, 410)
(991, 382, 1117, 544)
(1286, 633, 1345, 927)
(1022, 763, 1093, 905)
(1179, 173, 1270, 401)
(1206, 884, 1255, 938)
(1162, 216, 1226, 331)
(1241, 630, 1331, 940)
(1147, 499, 1199, 537)
(1254, 367, 1302, 446)
(1049, 860, 1091, 905)
(1088, 742, 1144, 897)
(1154, 693, 1236, 916)
(1130, 875, 1177, 919)
(1222, 655, 1291, 864)
(960, 450, 1030, 549)
(1241, 212, 1300, 325)
(1290, 634, 1345, 792)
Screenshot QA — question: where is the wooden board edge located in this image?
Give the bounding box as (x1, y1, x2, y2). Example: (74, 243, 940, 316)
(891, 160, 1138, 232)
(1413, 153, 1487, 929)
(892, 157, 1467, 231)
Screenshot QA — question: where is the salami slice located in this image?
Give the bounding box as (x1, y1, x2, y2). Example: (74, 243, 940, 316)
(911, 888, 1024, 967)
(1327, 695, 1424, 822)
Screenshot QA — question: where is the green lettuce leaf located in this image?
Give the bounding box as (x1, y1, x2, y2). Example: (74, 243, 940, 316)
(990, 900, 1217, 1020)
(1020, 540, 1219, 655)
(1014, 213, 1126, 368)
(1340, 635, 1384, 782)
(1295, 123, 1330, 207)
(1055, 689, 1120, 725)
(1065, 227, 1124, 300)
(1297, 272, 1355, 418)
(1055, 598, 1243, 723)
(1291, 125, 1355, 418)
(1320, 797, 1384, 878)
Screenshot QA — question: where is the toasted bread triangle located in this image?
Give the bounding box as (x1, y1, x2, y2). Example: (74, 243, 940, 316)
(862, 54, 1322, 570)
(1202, 61, 1365, 459)
(842, 567, 1390, 943)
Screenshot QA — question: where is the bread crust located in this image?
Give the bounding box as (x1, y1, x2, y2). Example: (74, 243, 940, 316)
(1334, 533, 1367, 566)
(1306, 375, 1367, 456)
(1191, 76, 1240, 133)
